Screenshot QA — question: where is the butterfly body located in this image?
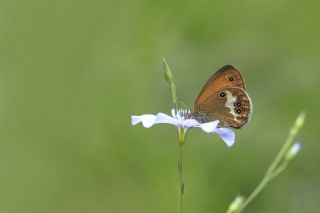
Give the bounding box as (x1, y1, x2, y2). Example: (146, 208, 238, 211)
(192, 65, 252, 129)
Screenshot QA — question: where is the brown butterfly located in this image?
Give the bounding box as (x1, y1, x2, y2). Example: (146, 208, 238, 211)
(191, 65, 252, 129)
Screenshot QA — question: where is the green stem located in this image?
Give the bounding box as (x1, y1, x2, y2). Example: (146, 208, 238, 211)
(266, 112, 305, 177)
(268, 162, 288, 181)
(178, 143, 184, 213)
(231, 112, 305, 213)
(265, 133, 294, 176)
(235, 177, 269, 213)
(234, 134, 295, 213)
(235, 161, 288, 213)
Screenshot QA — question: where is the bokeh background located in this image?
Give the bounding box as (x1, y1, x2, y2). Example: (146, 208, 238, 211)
(0, 0, 319, 212)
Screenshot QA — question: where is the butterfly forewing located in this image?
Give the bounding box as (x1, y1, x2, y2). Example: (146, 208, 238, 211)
(195, 65, 245, 108)
(193, 65, 252, 129)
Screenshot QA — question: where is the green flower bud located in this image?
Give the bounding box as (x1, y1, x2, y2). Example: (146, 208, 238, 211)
(227, 195, 245, 213)
(285, 142, 302, 162)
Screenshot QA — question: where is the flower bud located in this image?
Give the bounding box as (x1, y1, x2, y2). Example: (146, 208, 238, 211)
(163, 58, 177, 110)
(227, 195, 245, 213)
(163, 58, 173, 82)
(285, 142, 302, 161)
(290, 112, 306, 136)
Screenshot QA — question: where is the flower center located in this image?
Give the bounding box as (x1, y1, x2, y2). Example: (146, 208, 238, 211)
(172, 109, 191, 120)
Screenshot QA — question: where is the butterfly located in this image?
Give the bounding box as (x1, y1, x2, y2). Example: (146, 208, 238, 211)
(191, 65, 252, 129)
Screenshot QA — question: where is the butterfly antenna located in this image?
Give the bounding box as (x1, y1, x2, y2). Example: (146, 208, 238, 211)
(178, 100, 189, 109)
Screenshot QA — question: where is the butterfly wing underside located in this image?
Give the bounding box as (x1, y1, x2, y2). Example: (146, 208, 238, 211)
(194, 65, 252, 128)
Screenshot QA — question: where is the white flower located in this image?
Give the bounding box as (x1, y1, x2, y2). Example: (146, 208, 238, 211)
(131, 109, 235, 147)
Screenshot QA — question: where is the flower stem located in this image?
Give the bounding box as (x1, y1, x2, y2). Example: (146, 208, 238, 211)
(234, 176, 268, 213)
(230, 112, 306, 213)
(178, 143, 184, 213)
(265, 131, 295, 177)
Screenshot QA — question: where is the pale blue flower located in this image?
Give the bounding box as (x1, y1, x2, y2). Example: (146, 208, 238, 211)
(131, 109, 235, 147)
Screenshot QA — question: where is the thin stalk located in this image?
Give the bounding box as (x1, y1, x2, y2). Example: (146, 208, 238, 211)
(234, 133, 295, 213)
(268, 162, 289, 181)
(230, 112, 305, 213)
(265, 133, 294, 176)
(235, 177, 269, 213)
(178, 143, 184, 213)
(266, 112, 305, 176)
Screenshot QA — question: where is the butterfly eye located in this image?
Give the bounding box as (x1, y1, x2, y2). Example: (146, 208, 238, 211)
(219, 92, 226, 97)
(229, 76, 234, 81)
(236, 109, 242, 114)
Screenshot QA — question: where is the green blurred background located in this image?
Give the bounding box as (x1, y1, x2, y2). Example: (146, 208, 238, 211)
(0, 0, 319, 212)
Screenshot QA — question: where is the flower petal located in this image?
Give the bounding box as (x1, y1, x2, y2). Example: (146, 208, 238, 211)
(131, 116, 142, 126)
(199, 120, 219, 133)
(171, 109, 176, 117)
(183, 119, 200, 129)
(213, 128, 235, 147)
(132, 113, 179, 128)
(131, 114, 157, 128)
(154, 113, 179, 126)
